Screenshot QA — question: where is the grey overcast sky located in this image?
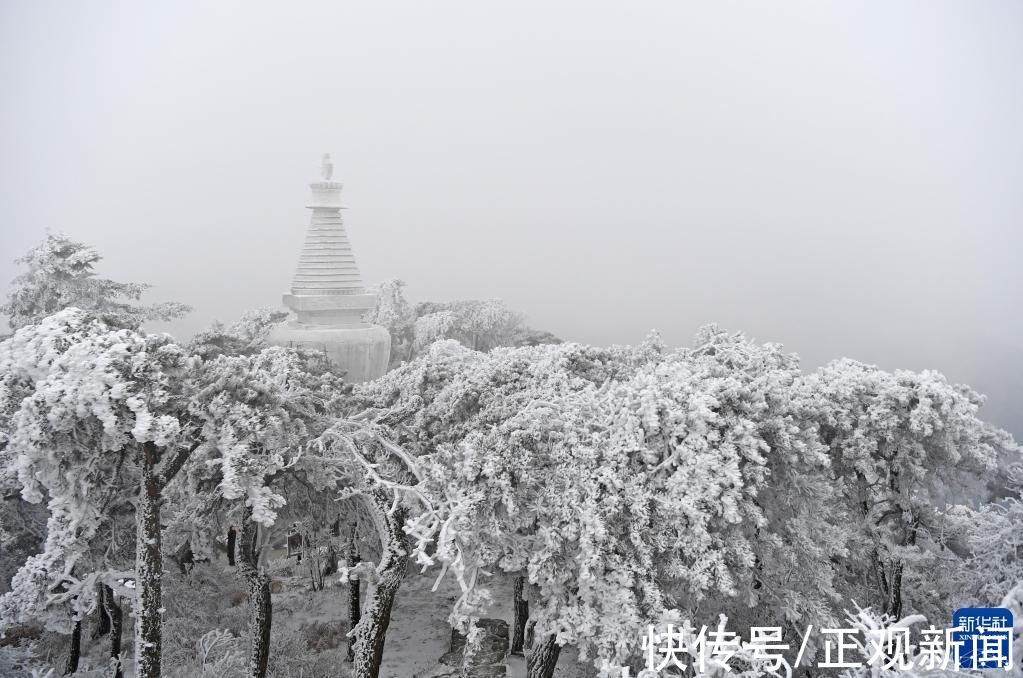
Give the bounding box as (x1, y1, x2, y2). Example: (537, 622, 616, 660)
(1, 1, 1021, 435)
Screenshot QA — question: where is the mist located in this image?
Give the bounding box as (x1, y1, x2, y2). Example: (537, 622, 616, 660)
(2, 1, 1021, 436)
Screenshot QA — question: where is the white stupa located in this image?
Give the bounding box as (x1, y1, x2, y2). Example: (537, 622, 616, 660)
(268, 154, 390, 382)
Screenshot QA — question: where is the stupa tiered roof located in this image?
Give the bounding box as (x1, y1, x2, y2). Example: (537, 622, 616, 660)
(290, 154, 366, 296)
(282, 154, 377, 326)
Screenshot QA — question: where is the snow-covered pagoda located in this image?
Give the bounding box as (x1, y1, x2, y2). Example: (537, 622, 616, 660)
(268, 154, 390, 382)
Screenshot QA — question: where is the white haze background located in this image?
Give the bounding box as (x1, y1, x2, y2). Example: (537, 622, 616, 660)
(1, 1, 1021, 436)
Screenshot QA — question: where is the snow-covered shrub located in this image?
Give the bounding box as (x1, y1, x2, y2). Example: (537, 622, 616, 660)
(162, 564, 248, 671)
(169, 629, 246, 678)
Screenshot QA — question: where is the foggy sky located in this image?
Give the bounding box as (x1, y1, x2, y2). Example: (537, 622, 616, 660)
(2, 1, 1021, 436)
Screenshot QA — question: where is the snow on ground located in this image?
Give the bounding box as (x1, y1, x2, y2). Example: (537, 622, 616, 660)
(378, 568, 459, 677)
(383, 567, 593, 677)
(2, 554, 596, 677)
(273, 562, 595, 677)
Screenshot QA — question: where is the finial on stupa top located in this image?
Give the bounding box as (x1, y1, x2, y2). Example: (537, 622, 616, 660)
(308, 153, 343, 208)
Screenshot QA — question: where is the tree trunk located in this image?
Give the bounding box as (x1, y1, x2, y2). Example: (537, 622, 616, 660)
(135, 442, 164, 678)
(883, 560, 904, 620)
(64, 619, 81, 674)
(323, 542, 338, 578)
(227, 526, 237, 567)
(255, 523, 271, 570)
(346, 531, 361, 663)
(91, 580, 111, 640)
(239, 509, 272, 678)
(510, 576, 528, 655)
(525, 620, 536, 650)
(350, 496, 409, 678)
(174, 541, 193, 576)
(879, 513, 919, 622)
(526, 635, 561, 678)
(105, 584, 124, 678)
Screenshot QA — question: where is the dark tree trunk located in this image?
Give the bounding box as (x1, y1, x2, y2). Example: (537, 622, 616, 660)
(510, 576, 528, 655)
(883, 560, 904, 620)
(526, 635, 561, 678)
(105, 584, 124, 678)
(135, 442, 164, 678)
(174, 541, 193, 575)
(323, 542, 338, 578)
(91, 580, 111, 640)
(346, 532, 361, 663)
(881, 517, 918, 621)
(239, 510, 272, 678)
(64, 619, 81, 674)
(350, 496, 409, 678)
(227, 526, 237, 567)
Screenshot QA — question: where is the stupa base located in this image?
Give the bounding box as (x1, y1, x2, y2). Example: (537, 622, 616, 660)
(268, 321, 390, 383)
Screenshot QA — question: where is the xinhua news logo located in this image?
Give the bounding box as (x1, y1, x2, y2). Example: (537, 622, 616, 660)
(953, 607, 1014, 670)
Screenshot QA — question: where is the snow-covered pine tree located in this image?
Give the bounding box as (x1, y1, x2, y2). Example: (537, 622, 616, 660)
(365, 279, 559, 368)
(178, 346, 348, 678)
(355, 329, 899, 677)
(312, 416, 431, 678)
(804, 358, 1011, 619)
(350, 337, 657, 676)
(0, 308, 197, 678)
(1, 233, 189, 333)
(0, 235, 192, 675)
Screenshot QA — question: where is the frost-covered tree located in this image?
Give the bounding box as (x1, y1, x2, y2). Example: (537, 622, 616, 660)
(0, 343, 48, 597)
(0, 308, 197, 678)
(364, 329, 1016, 676)
(178, 346, 348, 678)
(188, 307, 289, 361)
(682, 328, 846, 633)
(1, 233, 190, 332)
(180, 314, 430, 678)
(0, 235, 188, 606)
(352, 337, 664, 676)
(929, 462, 1023, 616)
(959, 470, 1023, 602)
(804, 359, 1010, 620)
(4, 296, 1014, 678)
(313, 418, 433, 678)
(0, 235, 184, 672)
(356, 330, 833, 676)
(414, 299, 523, 352)
(364, 279, 414, 364)
(0, 474, 47, 596)
(365, 279, 559, 368)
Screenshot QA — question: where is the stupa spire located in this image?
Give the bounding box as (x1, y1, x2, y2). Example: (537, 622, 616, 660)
(289, 155, 365, 298)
